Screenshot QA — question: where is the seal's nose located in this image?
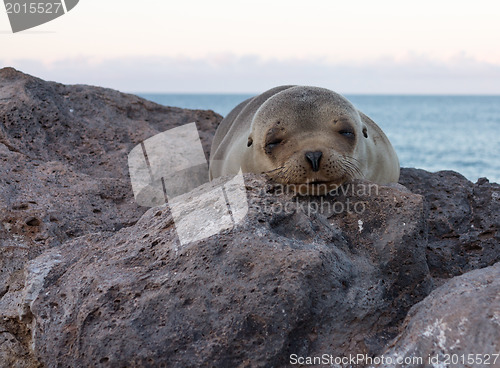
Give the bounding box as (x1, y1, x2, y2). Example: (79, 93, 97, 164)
(305, 151, 323, 172)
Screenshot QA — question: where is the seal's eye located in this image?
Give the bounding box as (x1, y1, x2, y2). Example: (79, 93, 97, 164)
(339, 130, 355, 138)
(265, 139, 283, 151)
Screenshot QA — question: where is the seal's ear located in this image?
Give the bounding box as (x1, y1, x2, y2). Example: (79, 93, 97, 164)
(247, 136, 253, 147)
(358, 111, 372, 139)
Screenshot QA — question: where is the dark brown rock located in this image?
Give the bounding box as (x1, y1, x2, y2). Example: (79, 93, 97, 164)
(0, 67, 220, 245)
(0, 66, 220, 256)
(399, 168, 500, 283)
(0, 67, 221, 367)
(24, 176, 432, 367)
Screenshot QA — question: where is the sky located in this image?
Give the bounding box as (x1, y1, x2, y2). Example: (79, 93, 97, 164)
(1, 0, 500, 93)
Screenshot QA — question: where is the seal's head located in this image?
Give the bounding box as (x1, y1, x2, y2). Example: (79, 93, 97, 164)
(244, 86, 368, 195)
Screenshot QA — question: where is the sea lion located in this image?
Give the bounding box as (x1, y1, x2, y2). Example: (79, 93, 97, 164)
(209, 86, 400, 195)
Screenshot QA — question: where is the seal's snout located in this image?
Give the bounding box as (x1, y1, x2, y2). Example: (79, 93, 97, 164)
(305, 151, 323, 172)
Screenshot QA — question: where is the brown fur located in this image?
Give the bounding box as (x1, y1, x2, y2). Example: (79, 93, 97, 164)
(209, 86, 400, 195)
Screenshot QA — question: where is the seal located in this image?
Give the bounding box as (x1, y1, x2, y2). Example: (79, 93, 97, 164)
(209, 86, 400, 195)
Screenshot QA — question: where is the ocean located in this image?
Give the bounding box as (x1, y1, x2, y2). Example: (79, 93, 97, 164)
(138, 93, 500, 184)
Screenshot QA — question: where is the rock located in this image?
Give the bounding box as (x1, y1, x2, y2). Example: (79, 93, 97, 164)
(399, 168, 500, 284)
(0, 68, 221, 367)
(372, 262, 500, 368)
(0, 69, 498, 367)
(0, 67, 220, 246)
(21, 176, 432, 367)
(0, 331, 41, 368)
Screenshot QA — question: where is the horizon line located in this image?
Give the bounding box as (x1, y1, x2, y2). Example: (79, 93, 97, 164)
(134, 91, 500, 97)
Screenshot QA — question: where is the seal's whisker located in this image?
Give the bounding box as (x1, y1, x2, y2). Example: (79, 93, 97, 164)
(341, 155, 363, 178)
(346, 155, 362, 166)
(263, 166, 286, 174)
(347, 162, 363, 177)
(268, 163, 294, 184)
(343, 155, 363, 175)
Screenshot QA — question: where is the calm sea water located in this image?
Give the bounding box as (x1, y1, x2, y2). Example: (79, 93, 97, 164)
(139, 93, 500, 184)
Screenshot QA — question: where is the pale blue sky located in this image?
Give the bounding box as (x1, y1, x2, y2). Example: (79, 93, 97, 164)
(1, 0, 500, 93)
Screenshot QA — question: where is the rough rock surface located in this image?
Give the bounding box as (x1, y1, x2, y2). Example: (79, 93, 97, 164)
(0, 66, 219, 246)
(373, 262, 500, 368)
(0, 67, 221, 367)
(0, 68, 498, 367)
(14, 177, 432, 367)
(399, 169, 500, 284)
